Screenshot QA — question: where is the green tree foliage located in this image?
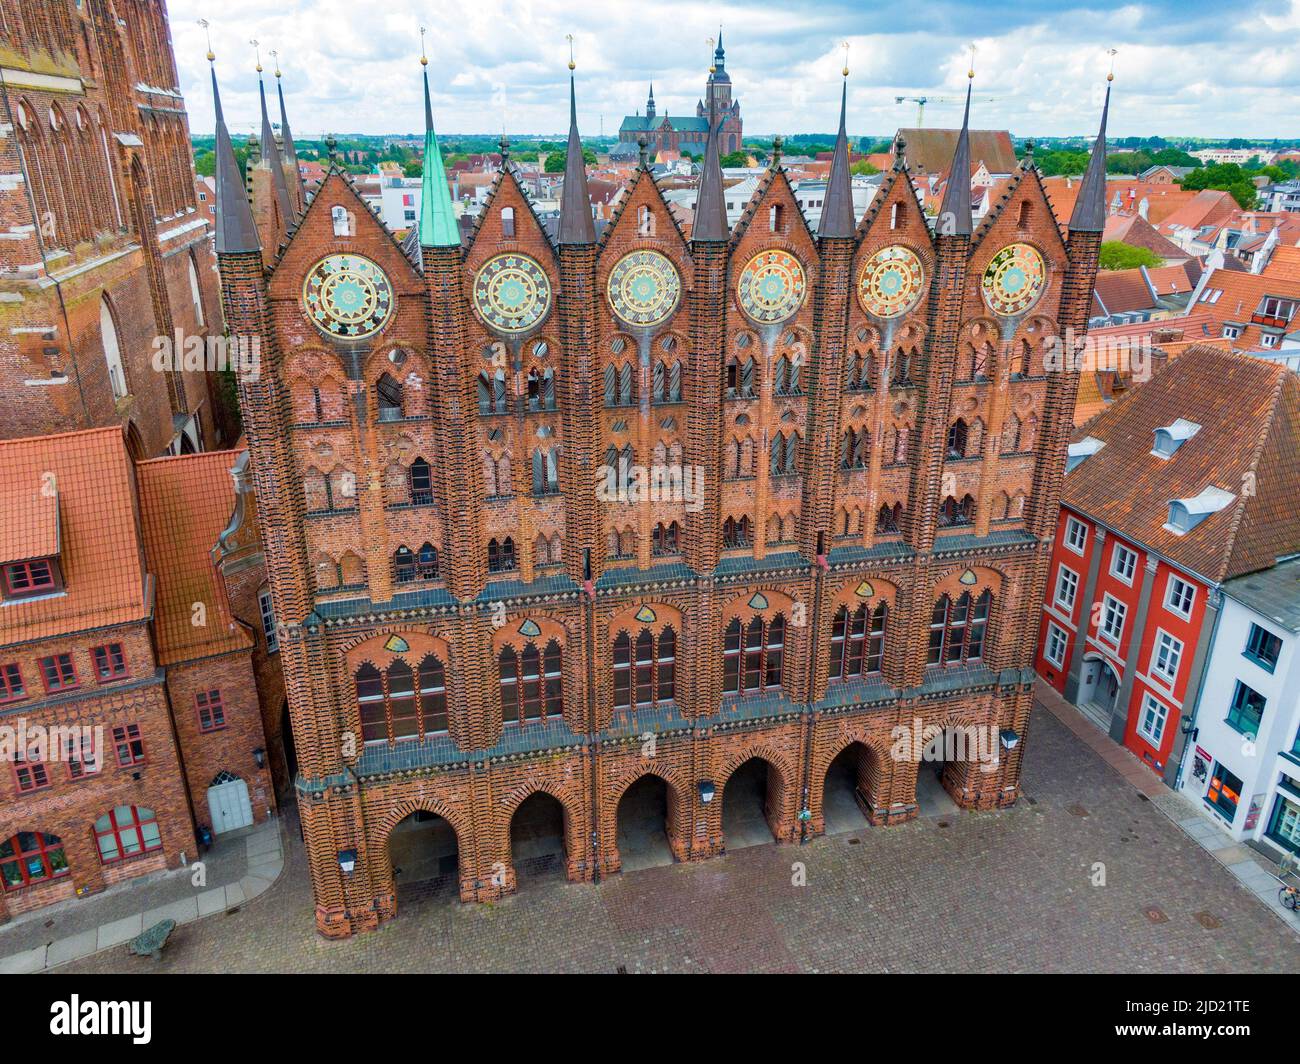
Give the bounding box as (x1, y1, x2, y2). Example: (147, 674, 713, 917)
(720, 150, 750, 168)
(850, 159, 879, 176)
(193, 149, 215, 177)
(1098, 241, 1162, 270)
(544, 147, 597, 173)
(1179, 163, 1257, 208)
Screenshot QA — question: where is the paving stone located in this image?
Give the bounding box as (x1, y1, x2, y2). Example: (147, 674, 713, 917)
(96, 914, 143, 950)
(46, 929, 99, 968)
(196, 888, 227, 917)
(142, 896, 200, 928)
(0, 945, 46, 974)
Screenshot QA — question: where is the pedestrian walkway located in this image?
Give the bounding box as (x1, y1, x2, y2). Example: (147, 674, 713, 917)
(1035, 678, 1300, 937)
(0, 816, 285, 973)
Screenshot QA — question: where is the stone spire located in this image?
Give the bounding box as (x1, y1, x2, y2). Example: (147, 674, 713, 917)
(210, 59, 259, 254)
(646, 82, 656, 119)
(257, 65, 295, 226)
(419, 50, 459, 247)
(557, 69, 596, 245)
(938, 79, 973, 237)
(693, 60, 728, 241)
(273, 56, 306, 208)
(818, 76, 854, 238)
(1070, 79, 1111, 232)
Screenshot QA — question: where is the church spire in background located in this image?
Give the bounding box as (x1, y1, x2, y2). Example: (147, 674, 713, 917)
(818, 46, 854, 239)
(418, 27, 460, 247)
(557, 36, 596, 245)
(253, 40, 295, 228)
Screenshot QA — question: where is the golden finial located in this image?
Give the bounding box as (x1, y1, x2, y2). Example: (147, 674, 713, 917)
(566, 34, 575, 71)
(842, 40, 850, 78)
(419, 26, 428, 67)
(270, 48, 281, 78)
(198, 19, 214, 63)
(707, 37, 716, 75)
(1106, 47, 1117, 83)
(251, 38, 262, 74)
(967, 42, 977, 80)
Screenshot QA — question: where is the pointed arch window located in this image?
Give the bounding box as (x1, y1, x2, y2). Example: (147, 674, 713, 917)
(651, 521, 681, 556)
(773, 355, 802, 396)
(478, 370, 508, 415)
(100, 297, 127, 399)
(531, 447, 559, 495)
(613, 625, 676, 710)
(876, 502, 903, 534)
(408, 458, 433, 506)
(653, 360, 684, 403)
(938, 494, 976, 528)
(722, 515, 752, 549)
(770, 431, 800, 476)
(927, 589, 992, 666)
(500, 639, 563, 725)
(488, 536, 516, 574)
(723, 613, 785, 695)
(846, 349, 874, 392)
(946, 419, 969, 459)
(376, 372, 404, 421)
(840, 427, 870, 470)
(829, 602, 888, 680)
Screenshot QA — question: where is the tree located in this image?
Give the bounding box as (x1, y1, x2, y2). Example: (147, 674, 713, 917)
(193, 149, 215, 177)
(720, 150, 749, 168)
(544, 147, 596, 172)
(1099, 242, 1162, 271)
(1179, 163, 1257, 209)
(850, 159, 879, 176)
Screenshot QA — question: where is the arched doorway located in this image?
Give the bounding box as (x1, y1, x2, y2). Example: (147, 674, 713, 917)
(206, 770, 253, 834)
(509, 792, 567, 888)
(279, 700, 297, 795)
(615, 775, 674, 871)
(1079, 656, 1121, 729)
(721, 757, 781, 850)
(822, 743, 874, 834)
(916, 728, 966, 817)
(388, 809, 460, 905)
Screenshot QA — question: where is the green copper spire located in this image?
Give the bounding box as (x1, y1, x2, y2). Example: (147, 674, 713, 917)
(419, 57, 459, 248)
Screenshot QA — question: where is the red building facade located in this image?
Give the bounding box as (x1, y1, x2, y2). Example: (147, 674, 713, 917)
(214, 58, 1108, 936)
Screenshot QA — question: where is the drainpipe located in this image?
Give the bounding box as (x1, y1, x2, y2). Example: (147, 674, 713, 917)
(583, 550, 600, 882)
(798, 534, 827, 842)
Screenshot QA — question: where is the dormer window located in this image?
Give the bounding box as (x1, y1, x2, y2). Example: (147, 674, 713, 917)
(1, 558, 61, 601)
(1151, 418, 1201, 459)
(1164, 486, 1235, 535)
(1066, 436, 1105, 473)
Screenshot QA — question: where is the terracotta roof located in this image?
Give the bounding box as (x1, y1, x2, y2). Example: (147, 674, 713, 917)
(0, 427, 148, 644)
(1094, 268, 1158, 315)
(1067, 345, 1300, 582)
(0, 485, 59, 564)
(136, 451, 252, 666)
(1265, 243, 1300, 283)
(1102, 214, 1188, 261)
(894, 127, 1017, 176)
(1157, 189, 1238, 237)
(1042, 177, 1199, 227)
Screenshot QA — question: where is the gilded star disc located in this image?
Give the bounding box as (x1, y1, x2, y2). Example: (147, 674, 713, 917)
(473, 253, 552, 334)
(607, 250, 681, 328)
(858, 245, 925, 319)
(981, 243, 1047, 316)
(303, 254, 394, 339)
(737, 250, 806, 325)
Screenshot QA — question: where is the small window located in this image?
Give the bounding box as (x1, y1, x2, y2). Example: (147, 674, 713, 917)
(14, 752, 50, 793)
(0, 832, 69, 890)
(39, 653, 78, 692)
(65, 732, 100, 780)
(94, 805, 161, 863)
(1226, 681, 1266, 736)
(1206, 762, 1243, 821)
(112, 724, 146, 767)
(1150, 631, 1182, 685)
(1064, 517, 1087, 555)
(1222, 325, 1240, 339)
(259, 589, 278, 653)
(196, 690, 226, 732)
(501, 206, 515, 238)
(91, 643, 128, 681)
(1165, 576, 1195, 619)
(1138, 693, 1169, 746)
(0, 664, 25, 704)
(1054, 567, 1079, 611)
(1244, 623, 1282, 673)
(2, 559, 56, 598)
(1044, 623, 1068, 668)
(1099, 594, 1126, 644)
(1110, 543, 1138, 585)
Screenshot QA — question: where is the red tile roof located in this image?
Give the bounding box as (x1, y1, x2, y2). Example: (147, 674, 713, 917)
(1102, 214, 1188, 261)
(0, 485, 59, 565)
(1068, 345, 1300, 582)
(0, 427, 148, 643)
(136, 451, 252, 666)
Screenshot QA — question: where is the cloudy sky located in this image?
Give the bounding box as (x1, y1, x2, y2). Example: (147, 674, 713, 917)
(171, 0, 1300, 141)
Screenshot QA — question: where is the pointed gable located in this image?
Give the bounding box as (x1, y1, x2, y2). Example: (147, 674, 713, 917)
(851, 165, 936, 324)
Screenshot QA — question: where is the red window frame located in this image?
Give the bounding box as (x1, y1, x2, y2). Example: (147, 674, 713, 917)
(91, 643, 128, 681)
(13, 755, 50, 793)
(38, 653, 78, 692)
(2, 559, 54, 596)
(112, 724, 146, 767)
(195, 689, 226, 732)
(0, 663, 25, 704)
(0, 832, 69, 891)
(94, 806, 161, 864)
(65, 731, 100, 780)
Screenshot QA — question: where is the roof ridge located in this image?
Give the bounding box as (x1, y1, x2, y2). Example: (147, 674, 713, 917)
(137, 448, 242, 468)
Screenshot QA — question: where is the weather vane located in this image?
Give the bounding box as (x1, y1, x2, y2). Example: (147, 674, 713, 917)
(270, 48, 281, 78)
(250, 38, 261, 73)
(197, 19, 213, 63)
(968, 43, 977, 80)
(566, 34, 575, 72)
(707, 37, 715, 75)
(842, 40, 850, 78)
(419, 25, 428, 66)
(1107, 47, 1118, 82)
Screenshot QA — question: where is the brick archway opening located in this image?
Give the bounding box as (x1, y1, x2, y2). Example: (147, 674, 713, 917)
(917, 727, 976, 817)
(509, 792, 568, 889)
(387, 810, 460, 907)
(721, 757, 783, 851)
(615, 775, 676, 872)
(822, 742, 877, 834)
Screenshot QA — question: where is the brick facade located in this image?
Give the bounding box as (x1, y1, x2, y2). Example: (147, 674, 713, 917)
(219, 77, 1103, 936)
(0, 0, 229, 456)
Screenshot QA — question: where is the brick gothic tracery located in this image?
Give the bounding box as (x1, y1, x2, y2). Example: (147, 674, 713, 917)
(217, 64, 1105, 936)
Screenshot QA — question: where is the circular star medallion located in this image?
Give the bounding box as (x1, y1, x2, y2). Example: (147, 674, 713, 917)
(302, 254, 394, 340)
(736, 249, 806, 325)
(473, 253, 552, 334)
(981, 243, 1047, 316)
(607, 250, 681, 328)
(858, 245, 925, 319)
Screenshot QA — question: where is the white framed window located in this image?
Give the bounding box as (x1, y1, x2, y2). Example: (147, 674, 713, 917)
(1138, 692, 1169, 746)
(1099, 594, 1126, 644)
(1221, 325, 1240, 339)
(1262, 333, 1279, 349)
(1150, 629, 1182, 685)
(1064, 516, 1088, 555)
(258, 588, 278, 654)
(1111, 543, 1138, 585)
(1165, 575, 1195, 619)
(1054, 566, 1079, 612)
(1044, 623, 1068, 668)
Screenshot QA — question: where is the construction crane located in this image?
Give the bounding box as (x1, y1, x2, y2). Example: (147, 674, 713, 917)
(895, 94, 1004, 128)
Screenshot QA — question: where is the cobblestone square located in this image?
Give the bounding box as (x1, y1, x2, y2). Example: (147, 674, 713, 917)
(56, 706, 1300, 974)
